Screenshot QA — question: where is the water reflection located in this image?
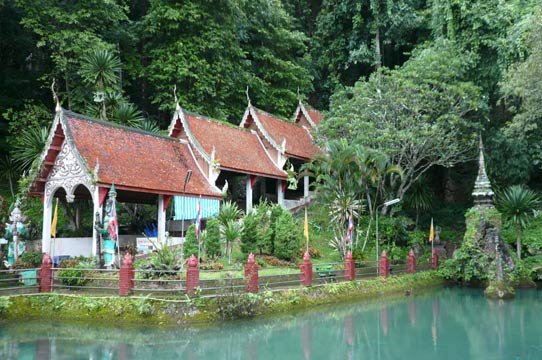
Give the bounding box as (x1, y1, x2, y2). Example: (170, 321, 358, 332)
(1, 288, 542, 359)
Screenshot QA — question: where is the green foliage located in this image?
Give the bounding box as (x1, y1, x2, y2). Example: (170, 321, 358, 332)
(204, 218, 221, 259)
(11, 126, 49, 172)
(183, 224, 199, 259)
(496, 185, 540, 258)
(240, 211, 259, 255)
(274, 211, 302, 261)
(16, 251, 42, 269)
(319, 39, 483, 201)
(57, 258, 93, 287)
(215, 287, 260, 320)
(139, 237, 183, 277)
(0, 296, 12, 316)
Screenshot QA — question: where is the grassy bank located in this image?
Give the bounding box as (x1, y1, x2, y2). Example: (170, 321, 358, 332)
(0, 272, 443, 326)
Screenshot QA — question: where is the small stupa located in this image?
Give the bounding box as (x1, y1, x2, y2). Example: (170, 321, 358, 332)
(472, 136, 494, 207)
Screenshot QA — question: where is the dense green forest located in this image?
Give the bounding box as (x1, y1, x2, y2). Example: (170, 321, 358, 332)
(1, 0, 541, 218)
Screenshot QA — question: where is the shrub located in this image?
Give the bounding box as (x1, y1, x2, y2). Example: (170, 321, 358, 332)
(183, 224, 199, 259)
(215, 288, 260, 320)
(200, 262, 224, 270)
(16, 251, 43, 269)
(204, 218, 221, 259)
(261, 255, 294, 267)
(0, 296, 11, 315)
(57, 258, 92, 287)
(240, 211, 259, 254)
(274, 211, 302, 261)
(298, 246, 321, 258)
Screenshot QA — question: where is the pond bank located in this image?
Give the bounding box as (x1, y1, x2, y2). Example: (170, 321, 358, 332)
(0, 271, 443, 326)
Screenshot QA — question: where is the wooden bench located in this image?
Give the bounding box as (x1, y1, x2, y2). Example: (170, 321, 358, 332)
(314, 264, 335, 279)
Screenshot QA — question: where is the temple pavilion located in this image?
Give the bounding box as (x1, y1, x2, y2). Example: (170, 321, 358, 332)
(31, 99, 323, 258)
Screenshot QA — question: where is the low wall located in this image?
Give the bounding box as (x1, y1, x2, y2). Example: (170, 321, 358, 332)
(45, 235, 140, 258)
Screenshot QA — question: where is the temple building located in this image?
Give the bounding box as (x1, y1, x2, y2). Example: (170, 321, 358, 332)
(31, 107, 221, 258)
(31, 97, 323, 258)
(240, 101, 321, 207)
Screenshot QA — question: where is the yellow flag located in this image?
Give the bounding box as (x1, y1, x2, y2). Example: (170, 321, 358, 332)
(304, 208, 309, 242)
(51, 198, 59, 238)
(429, 217, 434, 243)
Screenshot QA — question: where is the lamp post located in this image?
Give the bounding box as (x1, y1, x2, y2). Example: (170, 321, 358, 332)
(376, 198, 400, 275)
(181, 170, 192, 263)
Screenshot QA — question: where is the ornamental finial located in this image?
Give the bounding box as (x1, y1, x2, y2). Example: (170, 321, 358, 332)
(173, 85, 181, 113)
(297, 86, 301, 102)
(246, 86, 251, 106)
(51, 79, 61, 112)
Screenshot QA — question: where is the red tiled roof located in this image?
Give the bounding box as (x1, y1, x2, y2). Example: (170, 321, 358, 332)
(306, 108, 323, 125)
(64, 112, 220, 198)
(253, 108, 320, 161)
(184, 111, 286, 179)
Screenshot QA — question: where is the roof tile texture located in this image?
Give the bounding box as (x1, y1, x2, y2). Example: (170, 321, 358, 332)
(184, 112, 286, 179)
(65, 113, 219, 197)
(254, 108, 320, 160)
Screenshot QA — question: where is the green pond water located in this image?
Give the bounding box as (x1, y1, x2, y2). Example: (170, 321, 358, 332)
(1, 288, 542, 359)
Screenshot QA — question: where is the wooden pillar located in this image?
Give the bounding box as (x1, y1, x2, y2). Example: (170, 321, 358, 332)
(157, 194, 166, 243)
(246, 176, 253, 213)
(277, 179, 284, 206)
(42, 193, 53, 255)
(304, 175, 309, 198)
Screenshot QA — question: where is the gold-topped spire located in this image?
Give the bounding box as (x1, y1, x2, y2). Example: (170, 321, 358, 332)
(173, 85, 181, 113)
(51, 79, 61, 112)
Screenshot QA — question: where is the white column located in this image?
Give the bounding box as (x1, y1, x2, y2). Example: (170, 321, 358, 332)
(92, 186, 102, 257)
(246, 176, 253, 213)
(277, 180, 284, 206)
(42, 193, 53, 255)
(157, 194, 166, 244)
(304, 176, 310, 198)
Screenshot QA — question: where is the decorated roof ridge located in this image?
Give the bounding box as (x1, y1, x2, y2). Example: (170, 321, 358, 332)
(251, 105, 293, 124)
(240, 105, 283, 153)
(294, 101, 323, 127)
(62, 110, 172, 142)
(185, 107, 288, 179)
(182, 108, 253, 132)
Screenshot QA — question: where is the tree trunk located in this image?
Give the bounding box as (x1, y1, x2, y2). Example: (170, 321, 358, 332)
(516, 224, 521, 259)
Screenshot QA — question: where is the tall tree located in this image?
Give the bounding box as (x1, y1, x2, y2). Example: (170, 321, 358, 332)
(318, 39, 483, 200)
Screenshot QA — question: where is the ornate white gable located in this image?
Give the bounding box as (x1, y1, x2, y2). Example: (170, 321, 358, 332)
(45, 141, 95, 202)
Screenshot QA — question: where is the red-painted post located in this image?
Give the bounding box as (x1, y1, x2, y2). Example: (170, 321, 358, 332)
(344, 251, 356, 281)
(39, 253, 53, 293)
(431, 248, 439, 269)
(300, 251, 313, 286)
(407, 249, 416, 273)
(186, 254, 200, 296)
(245, 253, 259, 293)
(380, 251, 389, 277)
(119, 253, 134, 296)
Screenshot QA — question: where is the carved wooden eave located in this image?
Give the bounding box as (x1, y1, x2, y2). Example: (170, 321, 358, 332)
(168, 107, 220, 186)
(32, 108, 96, 203)
(294, 101, 317, 128)
(240, 105, 287, 168)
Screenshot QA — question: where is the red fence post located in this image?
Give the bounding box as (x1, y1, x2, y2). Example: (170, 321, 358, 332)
(407, 249, 416, 273)
(186, 254, 200, 296)
(300, 251, 313, 286)
(380, 251, 389, 277)
(344, 251, 356, 281)
(119, 253, 134, 296)
(431, 248, 439, 269)
(245, 253, 259, 293)
(39, 253, 53, 293)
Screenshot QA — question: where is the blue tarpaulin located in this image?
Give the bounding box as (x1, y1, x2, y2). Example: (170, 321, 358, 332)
(173, 196, 220, 220)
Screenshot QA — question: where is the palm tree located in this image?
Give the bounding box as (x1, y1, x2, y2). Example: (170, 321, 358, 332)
(497, 185, 540, 259)
(217, 201, 243, 263)
(11, 126, 49, 172)
(111, 102, 145, 126)
(80, 49, 122, 119)
(0, 155, 18, 198)
(404, 176, 433, 228)
(223, 219, 241, 265)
